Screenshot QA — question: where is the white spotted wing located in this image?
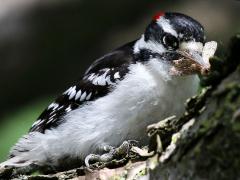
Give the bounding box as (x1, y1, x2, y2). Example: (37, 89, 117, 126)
(30, 42, 135, 133)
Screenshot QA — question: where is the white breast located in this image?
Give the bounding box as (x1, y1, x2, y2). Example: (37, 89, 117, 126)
(27, 61, 199, 165)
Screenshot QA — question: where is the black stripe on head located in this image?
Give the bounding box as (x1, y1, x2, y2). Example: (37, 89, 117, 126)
(164, 12, 205, 43)
(144, 12, 205, 45)
(144, 21, 164, 43)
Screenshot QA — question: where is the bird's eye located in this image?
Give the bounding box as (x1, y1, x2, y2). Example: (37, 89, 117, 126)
(162, 34, 179, 50)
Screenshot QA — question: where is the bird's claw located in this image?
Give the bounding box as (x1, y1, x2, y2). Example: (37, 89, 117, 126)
(84, 140, 138, 168)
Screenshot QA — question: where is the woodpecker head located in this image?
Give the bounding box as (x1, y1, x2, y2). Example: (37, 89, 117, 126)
(134, 12, 217, 77)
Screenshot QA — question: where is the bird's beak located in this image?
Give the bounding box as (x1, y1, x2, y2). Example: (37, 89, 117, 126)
(173, 50, 210, 75)
(170, 41, 217, 76)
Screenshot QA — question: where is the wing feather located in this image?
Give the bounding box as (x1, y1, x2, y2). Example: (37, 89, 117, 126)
(30, 42, 135, 133)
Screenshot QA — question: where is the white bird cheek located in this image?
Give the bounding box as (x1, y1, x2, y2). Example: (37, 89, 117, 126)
(180, 41, 203, 53)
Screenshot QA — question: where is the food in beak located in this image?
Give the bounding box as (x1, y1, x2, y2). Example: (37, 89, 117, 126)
(202, 41, 218, 68)
(171, 41, 217, 76)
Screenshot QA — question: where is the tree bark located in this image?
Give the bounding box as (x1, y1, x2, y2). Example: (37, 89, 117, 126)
(2, 34, 240, 180)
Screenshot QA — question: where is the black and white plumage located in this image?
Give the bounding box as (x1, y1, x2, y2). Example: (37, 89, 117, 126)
(1, 12, 216, 172)
(29, 44, 134, 133)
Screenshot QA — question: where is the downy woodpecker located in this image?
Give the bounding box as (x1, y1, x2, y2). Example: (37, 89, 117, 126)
(0, 12, 217, 172)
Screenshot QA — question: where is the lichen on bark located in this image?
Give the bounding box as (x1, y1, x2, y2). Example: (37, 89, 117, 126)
(150, 34, 240, 180)
(2, 34, 240, 180)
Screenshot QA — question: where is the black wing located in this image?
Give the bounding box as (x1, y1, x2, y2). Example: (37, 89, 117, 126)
(29, 42, 136, 133)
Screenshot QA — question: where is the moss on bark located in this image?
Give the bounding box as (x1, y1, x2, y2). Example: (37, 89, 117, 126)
(2, 34, 240, 180)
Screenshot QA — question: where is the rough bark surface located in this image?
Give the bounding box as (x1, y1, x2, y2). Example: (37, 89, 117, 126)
(1, 34, 240, 180)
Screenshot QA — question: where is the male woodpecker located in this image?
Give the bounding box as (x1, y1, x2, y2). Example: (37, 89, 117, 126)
(0, 12, 217, 172)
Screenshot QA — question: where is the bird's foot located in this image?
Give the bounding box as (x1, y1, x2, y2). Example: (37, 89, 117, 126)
(85, 140, 138, 169)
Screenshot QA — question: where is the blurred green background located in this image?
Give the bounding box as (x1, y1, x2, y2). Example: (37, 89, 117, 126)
(0, 0, 240, 162)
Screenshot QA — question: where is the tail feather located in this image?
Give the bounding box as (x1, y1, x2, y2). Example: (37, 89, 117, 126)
(0, 156, 30, 169)
(0, 132, 43, 175)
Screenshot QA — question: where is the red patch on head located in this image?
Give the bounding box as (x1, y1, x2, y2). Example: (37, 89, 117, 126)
(153, 12, 165, 21)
